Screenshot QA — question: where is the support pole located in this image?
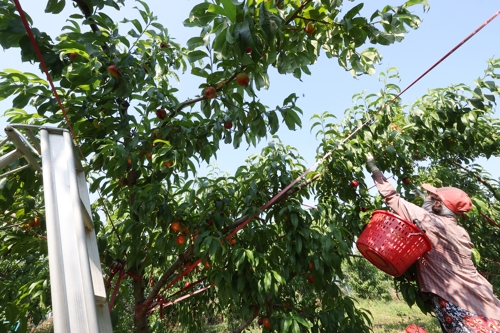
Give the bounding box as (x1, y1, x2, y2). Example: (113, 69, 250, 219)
(39, 127, 112, 333)
(2, 125, 112, 332)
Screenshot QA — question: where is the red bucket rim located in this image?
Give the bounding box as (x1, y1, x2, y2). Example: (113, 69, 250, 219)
(369, 210, 432, 245)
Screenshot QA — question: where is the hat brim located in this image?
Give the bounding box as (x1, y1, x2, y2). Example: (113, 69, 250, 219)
(421, 183, 438, 195)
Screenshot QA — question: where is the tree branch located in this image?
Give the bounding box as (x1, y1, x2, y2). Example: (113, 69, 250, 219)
(175, 96, 205, 114)
(222, 173, 321, 234)
(72, 0, 109, 52)
(480, 213, 500, 229)
(452, 160, 500, 201)
(143, 245, 194, 306)
(295, 15, 342, 27)
(231, 314, 258, 333)
(175, 67, 245, 114)
(483, 258, 500, 267)
(285, 0, 313, 25)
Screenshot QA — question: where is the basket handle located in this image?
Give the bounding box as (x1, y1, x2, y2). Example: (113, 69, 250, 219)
(412, 218, 426, 233)
(402, 201, 426, 233)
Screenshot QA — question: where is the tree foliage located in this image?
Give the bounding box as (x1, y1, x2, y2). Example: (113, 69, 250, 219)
(1, 1, 499, 333)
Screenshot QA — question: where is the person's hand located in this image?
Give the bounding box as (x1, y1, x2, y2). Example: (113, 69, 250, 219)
(366, 153, 380, 173)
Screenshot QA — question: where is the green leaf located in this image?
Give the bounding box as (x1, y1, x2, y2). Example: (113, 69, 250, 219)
(386, 145, 396, 156)
(375, 31, 395, 45)
(344, 3, 363, 20)
(245, 249, 254, 264)
(220, 0, 237, 22)
(45, 0, 66, 14)
(184, 2, 217, 27)
(130, 19, 143, 33)
(254, 71, 270, 90)
(236, 18, 253, 50)
(471, 247, 481, 266)
(283, 317, 292, 332)
(268, 110, 279, 134)
(264, 271, 272, 292)
(187, 50, 208, 63)
(259, 3, 281, 43)
(207, 4, 226, 18)
(186, 36, 205, 50)
(405, 0, 430, 10)
(207, 0, 237, 23)
(226, 27, 237, 44)
(272, 270, 285, 284)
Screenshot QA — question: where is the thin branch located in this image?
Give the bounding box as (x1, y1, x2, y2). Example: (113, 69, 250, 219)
(72, 0, 109, 52)
(97, 191, 122, 244)
(231, 313, 258, 333)
(348, 254, 365, 259)
(175, 67, 245, 114)
(143, 246, 194, 307)
(175, 96, 205, 114)
(295, 15, 342, 27)
(483, 258, 500, 267)
(452, 160, 500, 201)
(0, 217, 46, 240)
(480, 213, 500, 229)
(285, 0, 313, 25)
(222, 173, 320, 234)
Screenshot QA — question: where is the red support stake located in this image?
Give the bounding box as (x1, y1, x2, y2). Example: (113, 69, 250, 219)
(480, 213, 500, 229)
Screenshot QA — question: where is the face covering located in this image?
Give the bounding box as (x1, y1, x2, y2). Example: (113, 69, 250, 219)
(422, 198, 457, 219)
(422, 198, 435, 214)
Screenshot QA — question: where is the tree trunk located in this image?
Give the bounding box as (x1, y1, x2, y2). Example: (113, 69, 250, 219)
(132, 266, 149, 333)
(127, 158, 148, 333)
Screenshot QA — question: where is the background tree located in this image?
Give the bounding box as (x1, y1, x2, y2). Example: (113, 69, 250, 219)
(1, 1, 499, 333)
(341, 254, 394, 302)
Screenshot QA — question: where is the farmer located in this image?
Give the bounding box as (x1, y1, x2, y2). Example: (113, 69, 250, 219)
(365, 153, 500, 332)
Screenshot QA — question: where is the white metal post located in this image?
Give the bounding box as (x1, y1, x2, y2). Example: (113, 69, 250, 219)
(2, 125, 113, 333)
(37, 127, 112, 333)
(40, 128, 69, 333)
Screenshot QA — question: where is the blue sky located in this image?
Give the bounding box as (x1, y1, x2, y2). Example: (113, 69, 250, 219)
(1, 1, 499, 182)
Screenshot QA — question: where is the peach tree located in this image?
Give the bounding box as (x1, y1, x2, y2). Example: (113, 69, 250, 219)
(6, 0, 498, 333)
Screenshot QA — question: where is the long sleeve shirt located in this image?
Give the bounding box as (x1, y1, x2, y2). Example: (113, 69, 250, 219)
(372, 171, 500, 319)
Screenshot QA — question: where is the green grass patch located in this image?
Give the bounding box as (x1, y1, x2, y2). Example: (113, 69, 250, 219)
(145, 299, 444, 332)
(356, 298, 442, 333)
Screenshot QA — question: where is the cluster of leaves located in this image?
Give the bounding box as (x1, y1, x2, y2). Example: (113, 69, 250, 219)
(0, 206, 49, 332)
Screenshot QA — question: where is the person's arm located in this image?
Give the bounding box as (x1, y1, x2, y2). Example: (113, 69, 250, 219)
(366, 153, 414, 222)
(371, 170, 414, 222)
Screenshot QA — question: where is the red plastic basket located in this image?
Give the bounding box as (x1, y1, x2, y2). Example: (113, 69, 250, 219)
(356, 210, 432, 277)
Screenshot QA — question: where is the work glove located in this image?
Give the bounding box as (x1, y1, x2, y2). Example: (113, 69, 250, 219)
(366, 153, 380, 173)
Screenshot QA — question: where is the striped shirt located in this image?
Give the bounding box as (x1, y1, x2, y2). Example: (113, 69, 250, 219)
(372, 171, 500, 320)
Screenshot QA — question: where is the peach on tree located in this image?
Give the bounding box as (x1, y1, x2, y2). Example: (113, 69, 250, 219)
(107, 65, 121, 78)
(236, 72, 250, 87)
(204, 86, 217, 99)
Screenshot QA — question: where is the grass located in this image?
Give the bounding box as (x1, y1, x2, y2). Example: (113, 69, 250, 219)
(28, 299, 443, 332)
(205, 299, 442, 332)
(355, 298, 442, 333)
(182, 298, 443, 333)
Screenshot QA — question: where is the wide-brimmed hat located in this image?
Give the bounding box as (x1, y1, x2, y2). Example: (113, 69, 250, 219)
(421, 184, 472, 215)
